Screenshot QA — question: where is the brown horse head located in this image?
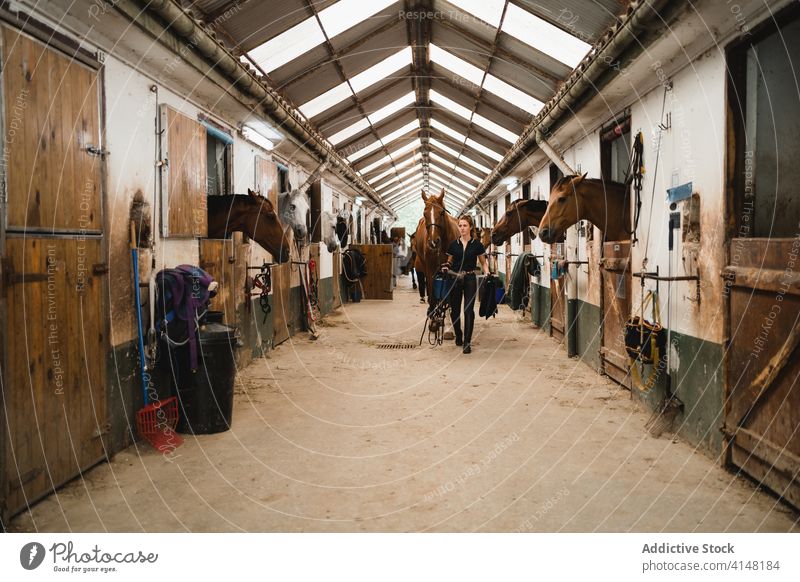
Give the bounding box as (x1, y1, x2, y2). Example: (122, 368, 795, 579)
(491, 199, 549, 245)
(479, 227, 492, 248)
(538, 175, 629, 243)
(420, 188, 453, 250)
(207, 190, 292, 263)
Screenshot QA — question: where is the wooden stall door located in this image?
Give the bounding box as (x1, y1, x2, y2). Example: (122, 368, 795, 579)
(331, 251, 342, 309)
(724, 239, 800, 509)
(1, 26, 107, 517)
(349, 244, 393, 300)
(600, 241, 632, 389)
(199, 233, 245, 325)
(160, 105, 207, 237)
(549, 244, 566, 341)
(255, 156, 290, 346)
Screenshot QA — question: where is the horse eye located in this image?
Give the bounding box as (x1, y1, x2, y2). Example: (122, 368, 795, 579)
(290, 204, 296, 211)
(558, 197, 567, 204)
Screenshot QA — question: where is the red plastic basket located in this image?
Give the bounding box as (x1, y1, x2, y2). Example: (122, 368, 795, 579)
(136, 396, 183, 453)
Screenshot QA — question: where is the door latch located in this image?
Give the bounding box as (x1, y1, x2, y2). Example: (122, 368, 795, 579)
(85, 145, 110, 157)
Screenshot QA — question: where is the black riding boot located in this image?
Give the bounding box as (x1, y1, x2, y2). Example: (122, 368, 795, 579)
(463, 309, 474, 353)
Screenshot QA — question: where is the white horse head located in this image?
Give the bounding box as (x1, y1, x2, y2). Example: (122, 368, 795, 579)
(320, 211, 340, 253)
(278, 187, 310, 242)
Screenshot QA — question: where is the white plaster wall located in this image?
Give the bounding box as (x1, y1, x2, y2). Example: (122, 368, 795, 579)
(627, 48, 726, 343)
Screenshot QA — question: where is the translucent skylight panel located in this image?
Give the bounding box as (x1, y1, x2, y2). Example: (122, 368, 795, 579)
(299, 49, 412, 120)
(360, 153, 392, 175)
(371, 171, 399, 187)
(350, 47, 413, 93)
(385, 180, 424, 202)
(471, 112, 518, 143)
(429, 152, 486, 181)
(368, 92, 416, 125)
(346, 139, 383, 163)
(385, 137, 421, 161)
(448, 0, 505, 28)
(247, 18, 325, 73)
(328, 117, 370, 145)
(319, 0, 396, 39)
(430, 89, 473, 123)
(464, 137, 503, 162)
(347, 120, 419, 163)
(299, 83, 353, 119)
(428, 175, 470, 199)
(429, 138, 492, 174)
(430, 44, 484, 86)
(502, 4, 591, 68)
(483, 75, 544, 114)
(430, 118, 467, 144)
(430, 165, 476, 191)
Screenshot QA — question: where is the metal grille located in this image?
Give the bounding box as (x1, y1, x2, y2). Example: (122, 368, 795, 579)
(375, 342, 417, 350)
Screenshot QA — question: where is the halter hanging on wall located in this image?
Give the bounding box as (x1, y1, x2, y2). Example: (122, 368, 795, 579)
(623, 131, 645, 245)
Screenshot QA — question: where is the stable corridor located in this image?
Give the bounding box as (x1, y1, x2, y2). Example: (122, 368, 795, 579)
(10, 278, 798, 533)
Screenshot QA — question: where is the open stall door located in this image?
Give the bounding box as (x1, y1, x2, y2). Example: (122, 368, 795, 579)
(349, 245, 393, 300)
(549, 244, 566, 342)
(724, 240, 800, 509)
(600, 241, 632, 389)
(1, 27, 107, 517)
(199, 233, 246, 325)
(724, 10, 800, 509)
(255, 157, 290, 346)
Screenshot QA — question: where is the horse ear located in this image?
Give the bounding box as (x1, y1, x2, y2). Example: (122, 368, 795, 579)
(421, 189, 428, 202)
(247, 188, 259, 197)
(439, 187, 446, 199)
(576, 173, 587, 184)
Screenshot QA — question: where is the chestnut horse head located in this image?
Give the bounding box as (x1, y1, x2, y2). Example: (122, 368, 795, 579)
(491, 199, 549, 245)
(207, 189, 291, 263)
(420, 188, 454, 251)
(538, 174, 629, 243)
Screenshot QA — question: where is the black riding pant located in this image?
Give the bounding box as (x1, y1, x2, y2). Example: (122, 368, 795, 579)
(417, 269, 426, 299)
(449, 273, 477, 344)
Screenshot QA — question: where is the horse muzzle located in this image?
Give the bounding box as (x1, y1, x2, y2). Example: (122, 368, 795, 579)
(538, 227, 557, 244)
(428, 238, 441, 250)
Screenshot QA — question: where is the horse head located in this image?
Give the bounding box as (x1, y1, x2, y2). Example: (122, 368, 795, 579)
(320, 211, 340, 253)
(538, 174, 629, 243)
(421, 188, 449, 250)
(279, 187, 310, 242)
(491, 199, 549, 245)
(246, 189, 291, 263)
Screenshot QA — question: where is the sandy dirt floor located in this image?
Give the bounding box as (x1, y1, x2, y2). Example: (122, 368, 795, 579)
(10, 276, 799, 532)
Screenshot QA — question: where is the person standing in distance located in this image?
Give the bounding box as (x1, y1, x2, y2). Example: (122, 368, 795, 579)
(442, 215, 491, 354)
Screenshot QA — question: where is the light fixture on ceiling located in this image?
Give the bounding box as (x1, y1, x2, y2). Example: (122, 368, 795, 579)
(242, 124, 280, 151)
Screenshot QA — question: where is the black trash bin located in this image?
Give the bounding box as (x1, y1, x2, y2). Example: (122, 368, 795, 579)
(171, 322, 238, 435)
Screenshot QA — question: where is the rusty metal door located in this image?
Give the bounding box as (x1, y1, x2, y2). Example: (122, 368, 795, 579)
(1, 27, 107, 516)
(723, 239, 800, 509)
(255, 157, 290, 346)
(349, 244, 393, 300)
(550, 244, 566, 341)
(600, 241, 632, 389)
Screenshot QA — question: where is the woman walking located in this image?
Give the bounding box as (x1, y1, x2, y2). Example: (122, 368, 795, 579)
(442, 215, 491, 354)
